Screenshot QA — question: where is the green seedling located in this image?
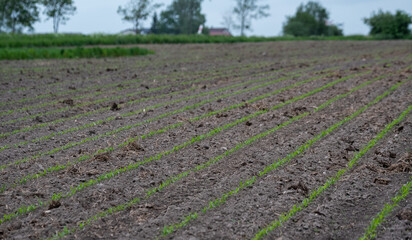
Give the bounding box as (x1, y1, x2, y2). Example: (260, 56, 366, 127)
(48, 70, 408, 240)
(253, 105, 412, 240)
(359, 177, 412, 240)
(158, 75, 409, 238)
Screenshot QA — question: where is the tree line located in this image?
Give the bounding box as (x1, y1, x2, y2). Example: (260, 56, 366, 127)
(0, 0, 75, 33)
(0, 0, 411, 39)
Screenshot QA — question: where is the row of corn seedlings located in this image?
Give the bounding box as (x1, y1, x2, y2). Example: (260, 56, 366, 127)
(157, 73, 410, 238)
(0, 53, 362, 138)
(0, 80, 65, 95)
(2, 55, 389, 158)
(0, 55, 237, 96)
(0, 66, 372, 225)
(359, 177, 412, 240)
(0, 67, 299, 167)
(46, 66, 408, 240)
(1, 69, 325, 187)
(252, 103, 412, 240)
(0, 53, 276, 109)
(0, 42, 326, 107)
(0, 60, 273, 120)
(0, 61, 290, 140)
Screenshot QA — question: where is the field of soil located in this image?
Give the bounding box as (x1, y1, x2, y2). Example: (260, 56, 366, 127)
(0, 41, 411, 240)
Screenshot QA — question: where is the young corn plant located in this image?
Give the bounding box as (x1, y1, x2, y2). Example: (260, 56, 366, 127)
(0, 54, 249, 107)
(359, 177, 412, 240)
(0, 68, 367, 225)
(48, 68, 407, 240)
(253, 104, 412, 239)
(157, 74, 409, 238)
(0, 61, 272, 125)
(3, 70, 309, 189)
(0, 67, 303, 170)
(0, 54, 351, 138)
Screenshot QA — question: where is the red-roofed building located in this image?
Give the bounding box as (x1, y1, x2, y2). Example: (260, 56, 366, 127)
(209, 28, 232, 36)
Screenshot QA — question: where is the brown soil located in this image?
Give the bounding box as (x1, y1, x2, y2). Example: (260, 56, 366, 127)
(0, 41, 411, 240)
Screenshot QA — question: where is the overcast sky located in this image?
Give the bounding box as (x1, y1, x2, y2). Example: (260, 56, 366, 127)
(33, 0, 412, 36)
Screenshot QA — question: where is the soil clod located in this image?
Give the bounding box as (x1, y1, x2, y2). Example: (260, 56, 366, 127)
(387, 153, 412, 172)
(34, 116, 43, 122)
(62, 99, 74, 106)
(123, 141, 145, 152)
(48, 200, 61, 210)
(288, 181, 309, 195)
(373, 178, 391, 185)
(94, 152, 111, 162)
(110, 102, 120, 111)
(397, 208, 412, 221)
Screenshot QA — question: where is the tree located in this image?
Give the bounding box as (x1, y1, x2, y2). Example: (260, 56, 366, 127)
(118, 0, 161, 33)
(0, 1, 6, 32)
(0, 0, 39, 33)
(42, 0, 76, 33)
(150, 12, 159, 34)
(233, 0, 269, 36)
(158, 0, 206, 34)
(364, 10, 412, 39)
(283, 1, 342, 37)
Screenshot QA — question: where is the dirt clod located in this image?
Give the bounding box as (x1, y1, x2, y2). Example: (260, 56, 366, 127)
(373, 178, 391, 185)
(123, 141, 145, 152)
(94, 152, 111, 162)
(48, 200, 61, 210)
(387, 153, 412, 172)
(288, 181, 309, 195)
(62, 99, 74, 106)
(110, 102, 120, 111)
(397, 208, 412, 221)
(34, 116, 43, 122)
(2, 41, 411, 240)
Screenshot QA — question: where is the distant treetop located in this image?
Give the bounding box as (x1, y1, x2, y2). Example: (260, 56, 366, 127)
(0, 0, 39, 33)
(364, 10, 412, 39)
(42, 0, 77, 33)
(158, 0, 206, 35)
(283, 1, 343, 37)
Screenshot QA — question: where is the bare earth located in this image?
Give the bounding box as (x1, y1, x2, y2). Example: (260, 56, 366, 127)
(0, 41, 411, 239)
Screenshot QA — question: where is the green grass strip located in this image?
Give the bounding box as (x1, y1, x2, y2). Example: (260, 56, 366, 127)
(48, 70, 399, 240)
(1, 34, 410, 49)
(359, 177, 412, 240)
(252, 107, 412, 240)
(0, 47, 154, 60)
(0, 68, 339, 223)
(0, 61, 271, 123)
(158, 74, 406, 238)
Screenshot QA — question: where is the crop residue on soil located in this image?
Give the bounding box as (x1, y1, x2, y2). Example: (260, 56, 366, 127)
(0, 41, 411, 239)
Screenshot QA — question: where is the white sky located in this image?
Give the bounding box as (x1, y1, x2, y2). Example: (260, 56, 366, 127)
(33, 0, 412, 36)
